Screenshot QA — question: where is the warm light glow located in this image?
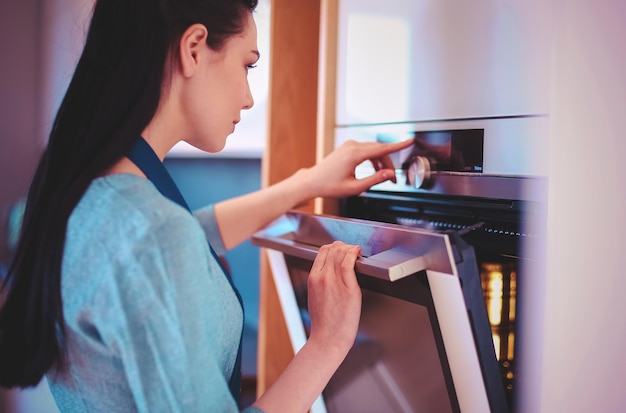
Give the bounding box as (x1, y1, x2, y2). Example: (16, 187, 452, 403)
(508, 332, 515, 361)
(481, 262, 517, 373)
(482, 265, 503, 326)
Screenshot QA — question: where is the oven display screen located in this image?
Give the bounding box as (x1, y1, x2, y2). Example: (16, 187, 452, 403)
(401, 129, 484, 173)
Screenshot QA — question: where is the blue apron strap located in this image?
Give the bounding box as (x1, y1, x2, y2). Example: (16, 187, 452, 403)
(127, 137, 191, 211)
(127, 136, 244, 402)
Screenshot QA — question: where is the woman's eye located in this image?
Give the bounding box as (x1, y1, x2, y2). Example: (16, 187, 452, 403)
(246, 64, 257, 71)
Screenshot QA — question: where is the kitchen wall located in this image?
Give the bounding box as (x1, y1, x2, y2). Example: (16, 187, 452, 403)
(0, 1, 46, 409)
(0, 0, 41, 263)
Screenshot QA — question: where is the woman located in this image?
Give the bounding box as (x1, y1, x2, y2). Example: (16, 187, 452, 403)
(0, 0, 411, 411)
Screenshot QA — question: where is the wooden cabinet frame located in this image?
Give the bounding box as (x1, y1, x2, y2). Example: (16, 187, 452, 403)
(257, 0, 339, 396)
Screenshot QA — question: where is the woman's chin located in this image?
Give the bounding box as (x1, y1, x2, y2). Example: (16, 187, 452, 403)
(183, 138, 227, 154)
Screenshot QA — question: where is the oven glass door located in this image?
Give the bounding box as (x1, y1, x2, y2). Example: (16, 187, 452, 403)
(253, 211, 509, 413)
(285, 254, 459, 412)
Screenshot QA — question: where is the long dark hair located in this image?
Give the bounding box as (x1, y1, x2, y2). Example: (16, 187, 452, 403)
(0, 0, 258, 388)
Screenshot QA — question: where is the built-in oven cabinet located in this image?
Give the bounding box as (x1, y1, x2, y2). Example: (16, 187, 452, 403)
(335, 0, 551, 126)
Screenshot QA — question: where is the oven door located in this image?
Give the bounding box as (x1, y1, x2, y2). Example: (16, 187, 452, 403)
(252, 211, 509, 413)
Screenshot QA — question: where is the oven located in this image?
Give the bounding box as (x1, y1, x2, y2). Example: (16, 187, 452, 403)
(253, 121, 546, 413)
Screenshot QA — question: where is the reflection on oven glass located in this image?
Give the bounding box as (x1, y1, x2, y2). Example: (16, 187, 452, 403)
(481, 262, 517, 397)
(324, 289, 453, 413)
(285, 256, 455, 413)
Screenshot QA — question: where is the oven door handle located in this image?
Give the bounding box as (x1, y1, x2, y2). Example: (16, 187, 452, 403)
(253, 234, 427, 282)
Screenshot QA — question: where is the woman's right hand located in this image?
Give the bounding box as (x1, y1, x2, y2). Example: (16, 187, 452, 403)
(252, 241, 363, 412)
(306, 241, 362, 357)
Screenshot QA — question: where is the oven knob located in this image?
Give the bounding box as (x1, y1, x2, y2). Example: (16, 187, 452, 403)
(407, 156, 433, 189)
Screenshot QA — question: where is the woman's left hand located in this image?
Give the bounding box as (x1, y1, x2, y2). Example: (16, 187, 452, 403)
(304, 139, 413, 199)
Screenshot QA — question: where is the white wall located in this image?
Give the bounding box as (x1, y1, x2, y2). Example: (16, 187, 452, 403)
(535, 1, 626, 412)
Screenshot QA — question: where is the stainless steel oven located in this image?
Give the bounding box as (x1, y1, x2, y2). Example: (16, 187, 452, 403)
(341, 124, 546, 408)
(253, 125, 546, 413)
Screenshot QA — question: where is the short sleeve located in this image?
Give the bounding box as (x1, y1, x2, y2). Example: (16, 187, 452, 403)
(194, 204, 227, 256)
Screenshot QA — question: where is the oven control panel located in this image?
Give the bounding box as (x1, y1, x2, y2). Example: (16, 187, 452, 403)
(382, 128, 484, 189)
(350, 128, 546, 203)
(337, 115, 548, 203)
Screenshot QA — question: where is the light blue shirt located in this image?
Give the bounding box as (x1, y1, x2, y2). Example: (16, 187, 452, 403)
(48, 174, 263, 413)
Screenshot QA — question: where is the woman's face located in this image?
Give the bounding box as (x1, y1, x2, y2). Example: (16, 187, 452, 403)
(182, 12, 259, 152)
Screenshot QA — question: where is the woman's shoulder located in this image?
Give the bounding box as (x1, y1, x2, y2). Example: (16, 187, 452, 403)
(87, 173, 179, 211)
(62, 173, 209, 296)
(66, 174, 201, 254)
(79, 174, 190, 225)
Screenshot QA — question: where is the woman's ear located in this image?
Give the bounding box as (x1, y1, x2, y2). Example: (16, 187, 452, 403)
(178, 24, 209, 78)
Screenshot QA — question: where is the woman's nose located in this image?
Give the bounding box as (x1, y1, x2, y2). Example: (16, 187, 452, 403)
(243, 82, 254, 110)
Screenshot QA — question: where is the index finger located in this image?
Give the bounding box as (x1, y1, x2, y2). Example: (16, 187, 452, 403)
(309, 243, 331, 276)
(361, 139, 413, 160)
